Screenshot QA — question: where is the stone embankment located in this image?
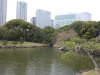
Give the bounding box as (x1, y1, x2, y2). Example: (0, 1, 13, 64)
(0, 46, 49, 49)
(73, 69, 91, 75)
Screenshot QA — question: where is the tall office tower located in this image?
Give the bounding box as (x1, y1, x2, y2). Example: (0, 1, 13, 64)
(51, 20, 54, 28)
(55, 13, 77, 28)
(16, 1, 27, 21)
(30, 17, 36, 25)
(0, 0, 7, 26)
(76, 12, 91, 21)
(36, 9, 51, 28)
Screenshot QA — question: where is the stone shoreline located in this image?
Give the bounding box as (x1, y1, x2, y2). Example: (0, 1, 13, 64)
(73, 69, 93, 75)
(0, 45, 50, 49)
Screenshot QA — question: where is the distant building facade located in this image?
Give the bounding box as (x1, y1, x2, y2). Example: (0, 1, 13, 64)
(30, 17, 36, 25)
(51, 20, 54, 28)
(76, 12, 91, 21)
(55, 12, 91, 28)
(55, 13, 77, 28)
(36, 9, 51, 28)
(0, 0, 7, 26)
(16, 1, 27, 21)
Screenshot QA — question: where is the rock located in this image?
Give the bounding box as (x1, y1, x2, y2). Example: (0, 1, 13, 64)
(59, 47, 67, 51)
(84, 69, 90, 72)
(73, 72, 82, 75)
(92, 50, 100, 56)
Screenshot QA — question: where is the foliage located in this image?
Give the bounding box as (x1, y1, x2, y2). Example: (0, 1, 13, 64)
(0, 27, 7, 40)
(33, 27, 44, 43)
(61, 37, 100, 73)
(81, 21, 98, 39)
(61, 50, 80, 62)
(70, 37, 86, 44)
(3, 19, 37, 42)
(61, 37, 87, 61)
(53, 21, 100, 41)
(53, 25, 69, 37)
(70, 21, 83, 37)
(53, 21, 83, 37)
(80, 42, 96, 50)
(1, 19, 100, 44)
(12, 41, 18, 46)
(61, 37, 100, 62)
(0, 19, 55, 43)
(2, 40, 8, 46)
(65, 41, 76, 50)
(20, 37, 24, 45)
(43, 26, 55, 43)
(88, 38, 97, 43)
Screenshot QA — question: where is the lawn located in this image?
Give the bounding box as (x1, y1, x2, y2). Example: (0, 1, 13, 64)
(82, 69, 100, 75)
(0, 41, 48, 47)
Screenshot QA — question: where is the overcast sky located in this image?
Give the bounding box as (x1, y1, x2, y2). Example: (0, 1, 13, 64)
(7, 0, 100, 22)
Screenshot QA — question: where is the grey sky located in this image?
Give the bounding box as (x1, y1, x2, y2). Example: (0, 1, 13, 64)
(7, 0, 100, 22)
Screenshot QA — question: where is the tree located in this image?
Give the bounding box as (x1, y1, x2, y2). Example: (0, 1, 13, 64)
(70, 21, 83, 37)
(2, 19, 39, 42)
(81, 21, 98, 39)
(20, 37, 24, 47)
(43, 26, 55, 43)
(3, 19, 25, 30)
(2, 28, 10, 41)
(80, 42, 100, 73)
(2, 40, 8, 48)
(32, 27, 44, 43)
(12, 41, 18, 47)
(0, 27, 7, 40)
(61, 37, 100, 73)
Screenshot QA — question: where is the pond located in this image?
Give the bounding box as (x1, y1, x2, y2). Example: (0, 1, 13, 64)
(0, 47, 98, 75)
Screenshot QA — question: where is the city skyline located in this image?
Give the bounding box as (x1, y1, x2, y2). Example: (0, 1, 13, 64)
(7, 0, 100, 22)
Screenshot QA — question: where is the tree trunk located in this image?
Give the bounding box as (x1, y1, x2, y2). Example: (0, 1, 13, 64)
(87, 51, 100, 73)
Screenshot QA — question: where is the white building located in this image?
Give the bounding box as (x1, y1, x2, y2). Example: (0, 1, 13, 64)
(0, 0, 7, 26)
(16, 1, 27, 21)
(36, 9, 51, 28)
(76, 12, 91, 21)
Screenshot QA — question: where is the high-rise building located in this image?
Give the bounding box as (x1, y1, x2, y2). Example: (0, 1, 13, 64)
(76, 12, 91, 21)
(55, 13, 77, 28)
(55, 12, 91, 28)
(51, 20, 54, 28)
(16, 1, 27, 21)
(0, 0, 7, 26)
(36, 9, 51, 28)
(30, 17, 36, 25)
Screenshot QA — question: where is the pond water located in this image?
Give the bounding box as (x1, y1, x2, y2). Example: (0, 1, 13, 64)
(0, 47, 98, 75)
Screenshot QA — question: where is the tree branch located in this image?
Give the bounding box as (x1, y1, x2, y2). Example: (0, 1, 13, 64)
(87, 51, 100, 73)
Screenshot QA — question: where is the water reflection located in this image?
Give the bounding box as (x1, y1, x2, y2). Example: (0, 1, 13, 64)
(0, 47, 98, 75)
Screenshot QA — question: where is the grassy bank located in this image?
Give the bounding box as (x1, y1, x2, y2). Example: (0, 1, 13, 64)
(82, 69, 99, 75)
(0, 41, 48, 47)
